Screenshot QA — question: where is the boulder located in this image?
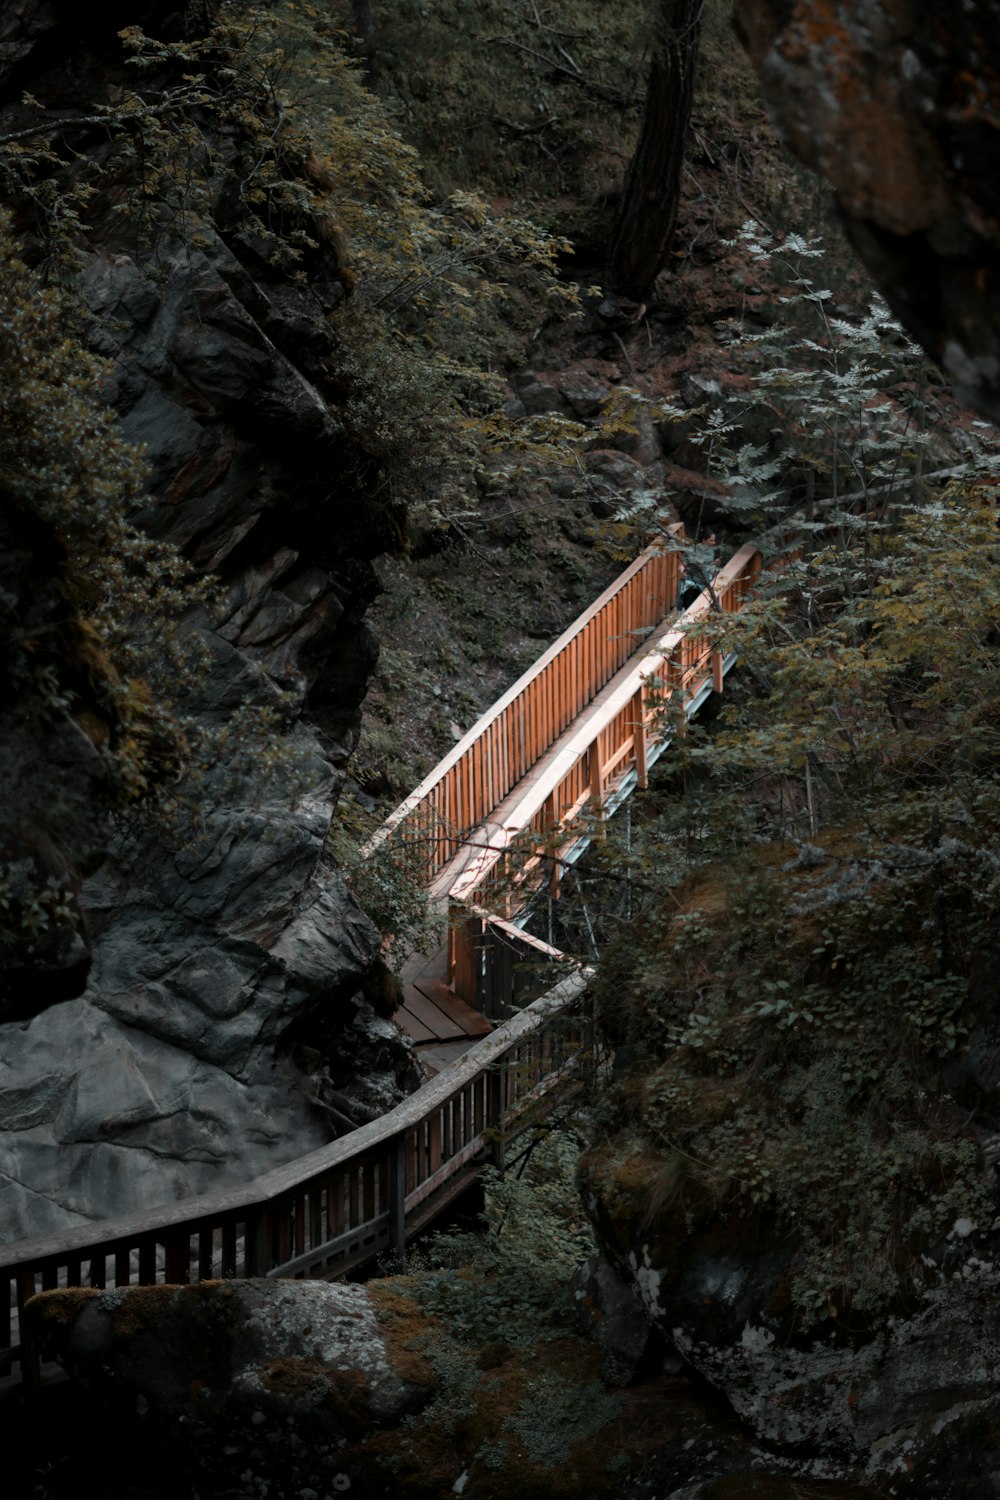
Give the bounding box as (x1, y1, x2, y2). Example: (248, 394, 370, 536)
(27, 1280, 431, 1497)
(511, 370, 572, 416)
(0, 0, 411, 1247)
(572, 1252, 661, 1386)
(583, 1139, 1000, 1494)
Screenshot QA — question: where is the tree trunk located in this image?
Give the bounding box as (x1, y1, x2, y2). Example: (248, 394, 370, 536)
(350, 0, 378, 83)
(609, 0, 704, 300)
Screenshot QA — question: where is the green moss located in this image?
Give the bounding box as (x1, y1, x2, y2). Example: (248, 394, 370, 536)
(25, 1287, 100, 1330)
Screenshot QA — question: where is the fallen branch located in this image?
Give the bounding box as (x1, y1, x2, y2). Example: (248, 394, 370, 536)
(491, 36, 638, 107)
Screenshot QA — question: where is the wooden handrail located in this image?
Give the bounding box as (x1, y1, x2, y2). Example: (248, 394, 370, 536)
(1, 532, 767, 1393)
(363, 540, 683, 882)
(442, 544, 761, 905)
(2, 966, 591, 1386)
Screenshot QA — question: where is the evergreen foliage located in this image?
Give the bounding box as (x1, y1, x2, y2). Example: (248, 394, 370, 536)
(587, 237, 1000, 1325)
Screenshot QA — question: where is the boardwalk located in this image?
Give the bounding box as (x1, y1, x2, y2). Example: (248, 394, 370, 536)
(1, 532, 763, 1390)
(369, 539, 761, 1060)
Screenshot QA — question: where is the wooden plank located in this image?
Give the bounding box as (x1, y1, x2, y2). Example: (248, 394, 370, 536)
(397, 999, 439, 1044)
(406, 985, 468, 1042)
(416, 976, 493, 1038)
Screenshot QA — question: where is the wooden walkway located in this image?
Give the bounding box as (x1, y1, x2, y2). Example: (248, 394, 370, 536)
(398, 945, 492, 1074)
(378, 539, 761, 1060)
(2, 532, 765, 1392)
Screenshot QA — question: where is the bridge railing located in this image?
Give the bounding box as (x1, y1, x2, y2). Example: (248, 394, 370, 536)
(444, 543, 762, 907)
(1, 538, 765, 1393)
(362, 541, 682, 885)
(1, 967, 590, 1391)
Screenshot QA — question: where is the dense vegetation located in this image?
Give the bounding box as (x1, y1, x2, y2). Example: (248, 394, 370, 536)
(5, 0, 1000, 1357)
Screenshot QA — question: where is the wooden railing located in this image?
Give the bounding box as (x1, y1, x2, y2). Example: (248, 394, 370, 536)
(363, 542, 682, 884)
(443, 543, 761, 908)
(2, 967, 591, 1389)
(2, 533, 766, 1394)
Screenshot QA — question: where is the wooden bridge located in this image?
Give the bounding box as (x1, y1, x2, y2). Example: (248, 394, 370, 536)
(1, 532, 763, 1391)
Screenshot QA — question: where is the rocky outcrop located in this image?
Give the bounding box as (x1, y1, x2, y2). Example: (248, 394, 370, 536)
(581, 1147, 1000, 1496)
(27, 1280, 432, 1497)
(0, 1, 417, 1244)
(733, 0, 1000, 420)
(24, 1277, 779, 1500)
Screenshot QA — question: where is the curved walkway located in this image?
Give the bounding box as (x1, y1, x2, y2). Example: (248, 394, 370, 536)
(2, 534, 763, 1391)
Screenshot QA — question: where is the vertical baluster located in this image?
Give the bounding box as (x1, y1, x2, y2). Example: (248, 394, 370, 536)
(388, 1136, 406, 1256)
(88, 1253, 107, 1290)
(16, 1269, 40, 1393)
(428, 1110, 442, 1178)
(488, 1063, 506, 1173)
(164, 1231, 189, 1285)
(406, 1128, 418, 1196)
(363, 1161, 376, 1227)
(1, 1273, 12, 1378)
(137, 1239, 156, 1284)
(275, 1204, 291, 1269)
(309, 1191, 323, 1253)
(328, 1172, 345, 1245)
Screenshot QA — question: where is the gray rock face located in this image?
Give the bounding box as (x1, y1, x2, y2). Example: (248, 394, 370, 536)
(594, 1223, 1000, 1495)
(0, 780, 402, 1243)
(0, 3, 413, 1247)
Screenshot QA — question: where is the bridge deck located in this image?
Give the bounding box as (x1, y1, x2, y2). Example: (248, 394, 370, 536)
(397, 599, 686, 1065)
(398, 944, 492, 1062)
(426, 607, 680, 905)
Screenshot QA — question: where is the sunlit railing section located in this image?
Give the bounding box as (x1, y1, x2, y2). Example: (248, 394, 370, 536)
(363, 543, 683, 883)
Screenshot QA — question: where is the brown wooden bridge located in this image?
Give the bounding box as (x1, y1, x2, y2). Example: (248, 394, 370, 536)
(1, 534, 762, 1390)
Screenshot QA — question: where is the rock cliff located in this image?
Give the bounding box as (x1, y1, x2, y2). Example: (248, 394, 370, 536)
(733, 0, 1000, 420)
(0, 0, 417, 1244)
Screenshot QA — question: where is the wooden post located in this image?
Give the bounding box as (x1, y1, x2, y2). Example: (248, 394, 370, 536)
(635, 687, 649, 790)
(388, 1136, 407, 1257)
(451, 905, 480, 1008)
(712, 648, 724, 694)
